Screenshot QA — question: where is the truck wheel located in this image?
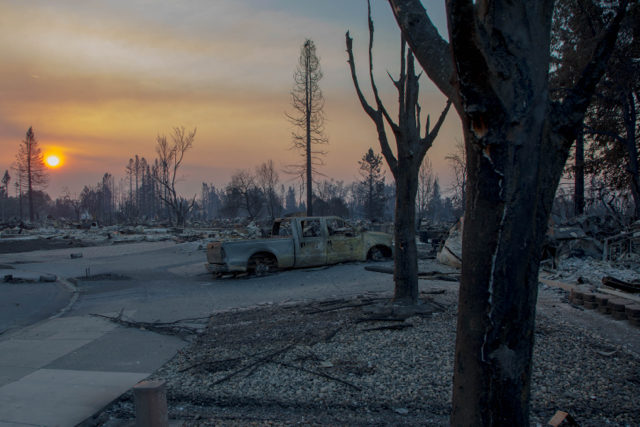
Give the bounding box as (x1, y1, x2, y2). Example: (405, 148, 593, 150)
(368, 247, 384, 262)
(254, 263, 269, 276)
(248, 255, 277, 277)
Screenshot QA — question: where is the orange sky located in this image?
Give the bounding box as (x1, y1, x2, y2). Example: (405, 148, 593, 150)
(0, 0, 462, 199)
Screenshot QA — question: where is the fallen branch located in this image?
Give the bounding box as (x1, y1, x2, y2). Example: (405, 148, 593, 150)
(355, 317, 406, 323)
(89, 311, 207, 340)
(323, 326, 343, 343)
(273, 360, 362, 391)
(178, 355, 252, 373)
(364, 265, 459, 282)
(210, 343, 297, 387)
(304, 301, 376, 314)
(420, 289, 446, 295)
(363, 324, 413, 332)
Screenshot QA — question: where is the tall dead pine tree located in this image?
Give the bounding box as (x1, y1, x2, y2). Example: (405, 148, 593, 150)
(11, 127, 49, 221)
(285, 39, 328, 216)
(388, 0, 629, 425)
(346, 2, 450, 304)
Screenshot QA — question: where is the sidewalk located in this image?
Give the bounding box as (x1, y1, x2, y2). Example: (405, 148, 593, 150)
(0, 255, 188, 427)
(0, 310, 186, 427)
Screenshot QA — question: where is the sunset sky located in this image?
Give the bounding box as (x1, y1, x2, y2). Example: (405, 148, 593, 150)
(0, 0, 461, 200)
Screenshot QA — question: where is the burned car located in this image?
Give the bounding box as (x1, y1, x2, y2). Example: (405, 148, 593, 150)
(205, 216, 393, 277)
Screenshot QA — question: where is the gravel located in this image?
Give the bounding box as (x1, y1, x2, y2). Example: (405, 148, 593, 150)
(105, 279, 640, 427)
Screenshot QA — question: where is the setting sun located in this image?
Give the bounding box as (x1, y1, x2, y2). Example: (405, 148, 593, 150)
(45, 155, 61, 168)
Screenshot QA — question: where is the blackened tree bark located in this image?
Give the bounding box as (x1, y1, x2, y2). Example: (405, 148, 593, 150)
(388, 0, 628, 425)
(575, 132, 585, 215)
(346, 1, 450, 304)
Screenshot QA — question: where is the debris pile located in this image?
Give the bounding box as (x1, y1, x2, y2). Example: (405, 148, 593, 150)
(544, 213, 640, 267)
(436, 218, 463, 268)
(0, 217, 283, 254)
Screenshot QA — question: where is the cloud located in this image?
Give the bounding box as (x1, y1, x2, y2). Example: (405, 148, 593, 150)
(0, 0, 458, 198)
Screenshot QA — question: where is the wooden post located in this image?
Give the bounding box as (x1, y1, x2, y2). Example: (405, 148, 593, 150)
(133, 380, 169, 427)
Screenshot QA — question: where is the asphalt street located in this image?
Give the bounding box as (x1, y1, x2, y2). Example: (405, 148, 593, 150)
(0, 239, 396, 335)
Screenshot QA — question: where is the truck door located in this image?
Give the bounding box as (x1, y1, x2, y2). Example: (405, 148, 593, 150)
(326, 218, 362, 264)
(294, 218, 327, 267)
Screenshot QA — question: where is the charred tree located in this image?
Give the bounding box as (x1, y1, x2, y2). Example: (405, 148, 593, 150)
(2, 170, 10, 220)
(285, 39, 328, 216)
(575, 132, 585, 215)
(388, 0, 629, 425)
(226, 169, 265, 221)
(11, 127, 49, 221)
(552, 0, 639, 217)
(255, 160, 282, 220)
(357, 148, 387, 221)
(445, 139, 467, 216)
(416, 157, 434, 223)
(346, 2, 450, 304)
(154, 127, 197, 226)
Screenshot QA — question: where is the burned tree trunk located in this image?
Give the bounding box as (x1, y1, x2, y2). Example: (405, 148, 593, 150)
(392, 162, 420, 302)
(388, 0, 628, 425)
(575, 132, 585, 216)
(346, 1, 450, 304)
(623, 94, 640, 217)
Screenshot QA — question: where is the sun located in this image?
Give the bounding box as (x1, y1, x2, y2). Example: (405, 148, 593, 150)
(45, 155, 61, 168)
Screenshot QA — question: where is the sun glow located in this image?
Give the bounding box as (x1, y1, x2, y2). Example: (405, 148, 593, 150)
(45, 155, 61, 168)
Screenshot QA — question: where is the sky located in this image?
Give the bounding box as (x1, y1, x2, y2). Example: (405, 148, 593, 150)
(0, 0, 462, 200)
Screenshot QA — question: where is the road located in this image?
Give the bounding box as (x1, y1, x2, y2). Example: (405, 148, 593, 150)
(1, 240, 397, 329)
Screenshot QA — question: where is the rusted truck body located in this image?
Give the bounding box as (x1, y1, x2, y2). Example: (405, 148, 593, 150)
(205, 216, 393, 276)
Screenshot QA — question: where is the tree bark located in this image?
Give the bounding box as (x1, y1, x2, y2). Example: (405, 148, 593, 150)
(623, 93, 640, 217)
(392, 161, 419, 303)
(27, 142, 34, 221)
(575, 132, 585, 216)
(306, 105, 313, 216)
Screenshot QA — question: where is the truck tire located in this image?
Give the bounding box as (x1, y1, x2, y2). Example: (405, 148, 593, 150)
(368, 246, 391, 262)
(248, 253, 278, 277)
(368, 247, 383, 261)
(254, 262, 269, 276)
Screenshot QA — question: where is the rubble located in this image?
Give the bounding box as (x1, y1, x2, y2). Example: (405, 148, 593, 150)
(436, 218, 463, 268)
(0, 216, 285, 254)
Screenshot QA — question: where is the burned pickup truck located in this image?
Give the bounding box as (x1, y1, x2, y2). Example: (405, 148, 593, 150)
(205, 216, 393, 277)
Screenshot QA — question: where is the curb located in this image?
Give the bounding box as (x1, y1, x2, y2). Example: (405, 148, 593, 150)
(50, 277, 80, 319)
